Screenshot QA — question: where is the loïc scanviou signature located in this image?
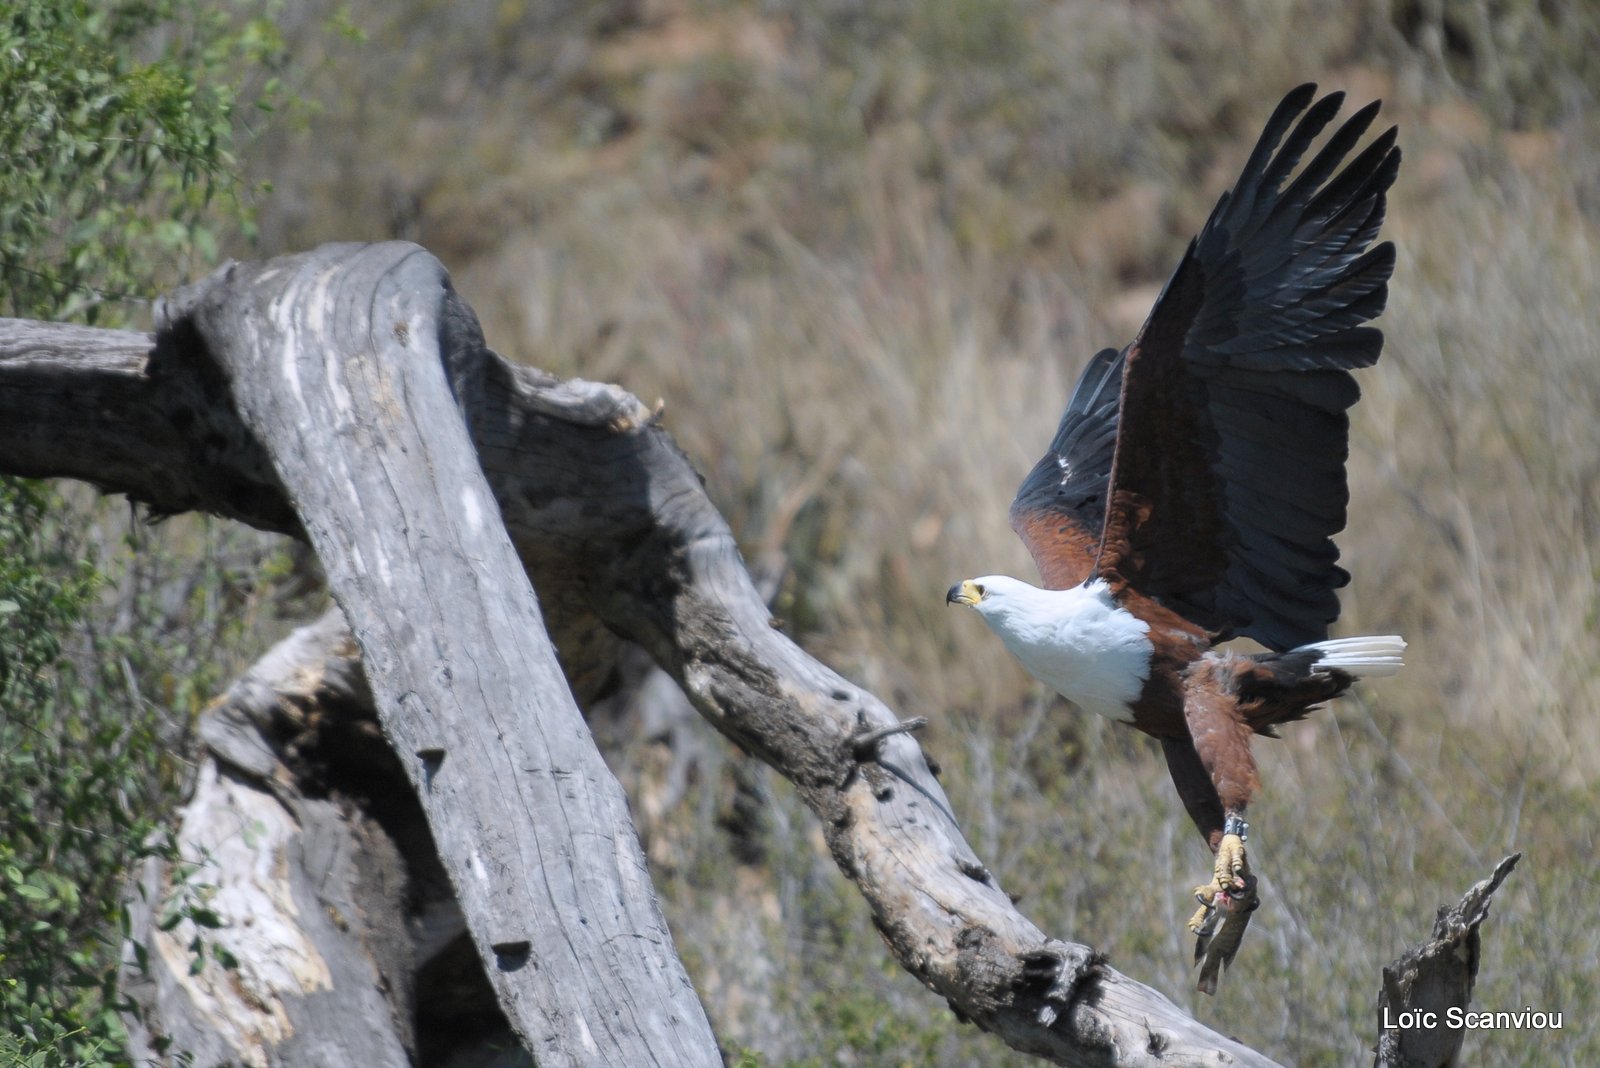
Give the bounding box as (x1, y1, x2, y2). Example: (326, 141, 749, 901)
(1382, 1006, 1563, 1031)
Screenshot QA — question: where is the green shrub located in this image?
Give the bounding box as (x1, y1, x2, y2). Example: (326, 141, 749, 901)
(0, 1, 289, 1062)
(0, 0, 285, 322)
(0, 481, 143, 1066)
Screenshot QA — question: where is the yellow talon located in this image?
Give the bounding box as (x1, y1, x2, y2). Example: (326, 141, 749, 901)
(1187, 880, 1219, 928)
(1212, 832, 1249, 891)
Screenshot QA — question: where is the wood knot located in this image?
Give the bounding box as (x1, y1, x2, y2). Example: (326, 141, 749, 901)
(956, 858, 992, 884)
(1017, 942, 1108, 1028)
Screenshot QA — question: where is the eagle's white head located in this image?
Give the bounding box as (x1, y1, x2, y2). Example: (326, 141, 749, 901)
(944, 574, 1081, 636)
(944, 573, 1044, 612)
(945, 575, 1151, 723)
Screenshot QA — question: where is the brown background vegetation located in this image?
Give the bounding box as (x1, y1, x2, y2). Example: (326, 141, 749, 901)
(198, 1, 1600, 1063)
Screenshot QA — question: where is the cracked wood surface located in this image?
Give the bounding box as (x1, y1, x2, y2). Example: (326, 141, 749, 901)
(0, 242, 1506, 1066)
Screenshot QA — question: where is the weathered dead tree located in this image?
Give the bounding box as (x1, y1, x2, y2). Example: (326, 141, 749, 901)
(0, 243, 1517, 1066)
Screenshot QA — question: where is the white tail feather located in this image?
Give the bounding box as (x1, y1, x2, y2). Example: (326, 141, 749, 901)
(1302, 635, 1406, 678)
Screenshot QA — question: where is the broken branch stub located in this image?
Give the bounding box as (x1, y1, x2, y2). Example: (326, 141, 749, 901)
(1375, 854, 1522, 1068)
(121, 612, 416, 1068)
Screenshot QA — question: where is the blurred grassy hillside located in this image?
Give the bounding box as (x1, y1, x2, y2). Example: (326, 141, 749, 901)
(240, 1, 1600, 1063)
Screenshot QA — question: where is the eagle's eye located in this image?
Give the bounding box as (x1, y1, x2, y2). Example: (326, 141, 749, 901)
(974, 583, 986, 596)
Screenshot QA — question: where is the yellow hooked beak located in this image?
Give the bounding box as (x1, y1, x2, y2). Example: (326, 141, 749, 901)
(946, 579, 984, 607)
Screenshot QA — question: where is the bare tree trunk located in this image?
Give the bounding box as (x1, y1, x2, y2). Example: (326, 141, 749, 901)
(120, 613, 417, 1067)
(139, 245, 723, 1067)
(0, 242, 1519, 1066)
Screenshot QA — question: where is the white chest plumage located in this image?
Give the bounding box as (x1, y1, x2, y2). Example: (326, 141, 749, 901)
(971, 577, 1153, 723)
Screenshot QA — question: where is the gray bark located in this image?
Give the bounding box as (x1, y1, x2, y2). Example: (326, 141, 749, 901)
(0, 242, 1517, 1066)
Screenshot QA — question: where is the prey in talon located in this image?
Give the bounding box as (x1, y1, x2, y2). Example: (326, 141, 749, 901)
(1192, 868, 1260, 996)
(1188, 817, 1259, 991)
(945, 84, 1405, 994)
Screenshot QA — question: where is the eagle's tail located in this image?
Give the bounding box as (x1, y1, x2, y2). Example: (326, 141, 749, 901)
(1240, 635, 1405, 734)
(1301, 634, 1407, 678)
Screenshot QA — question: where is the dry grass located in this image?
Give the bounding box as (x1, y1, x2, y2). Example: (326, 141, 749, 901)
(231, 0, 1600, 1062)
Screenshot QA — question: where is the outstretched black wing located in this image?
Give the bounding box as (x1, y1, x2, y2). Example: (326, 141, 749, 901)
(1016, 84, 1399, 649)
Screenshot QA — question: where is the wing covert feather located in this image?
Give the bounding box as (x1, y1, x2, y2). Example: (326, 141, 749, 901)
(1009, 347, 1121, 590)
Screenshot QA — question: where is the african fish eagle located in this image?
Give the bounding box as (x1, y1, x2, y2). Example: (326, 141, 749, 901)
(946, 83, 1405, 993)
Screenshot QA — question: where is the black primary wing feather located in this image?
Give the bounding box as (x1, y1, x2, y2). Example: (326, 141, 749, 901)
(1009, 346, 1122, 589)
(1095, 84, 1399, 649)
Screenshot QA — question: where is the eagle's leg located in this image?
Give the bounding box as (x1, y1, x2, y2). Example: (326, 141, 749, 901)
(1180, 661, 1260, 879)
(1187, 806, 1259, 931)
(1175, 662, 1265, 987)
(1159, 737, 1255, 937)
